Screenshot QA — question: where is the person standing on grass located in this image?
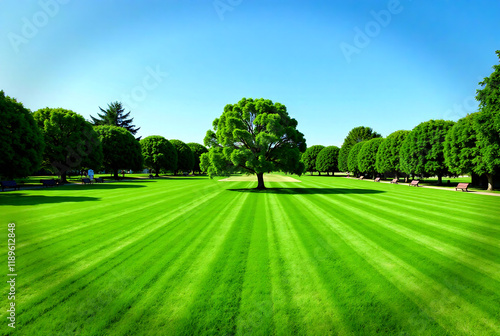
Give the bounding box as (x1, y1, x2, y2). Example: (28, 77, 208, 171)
(88, 169, 94, 181)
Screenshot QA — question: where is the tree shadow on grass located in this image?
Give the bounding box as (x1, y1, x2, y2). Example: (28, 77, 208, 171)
(0, 193, 100, 206)
(49, 184, 148, 191)
(227, 188, 386, 195)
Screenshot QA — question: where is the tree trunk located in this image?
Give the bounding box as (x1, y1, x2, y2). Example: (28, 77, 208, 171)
(256, 172, 266, 190)
(113, 168, 119, 180)
(437, 175, 442, 185)
(60, 171, 68, 184)
(486, 173, 494, 191)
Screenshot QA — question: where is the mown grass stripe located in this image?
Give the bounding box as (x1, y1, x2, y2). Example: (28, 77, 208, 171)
(268, 181, 447, 335)
(16, 181, 218, 248)
(266, 190, 351, 335)
(234, 194, 273, 335)
(289, 186, 500, 335)
(16, 185, 229, 333)
(57, 186, 249, 335)
(7, 183, 226, 316)
(102, 185, 252, 335)
(146, 184, 255, 335)
(303, 179, 500, 283)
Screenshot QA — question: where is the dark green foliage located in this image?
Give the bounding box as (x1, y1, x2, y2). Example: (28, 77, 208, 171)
(94, 125, 143, 179)
(90, 101, 140, 139)
(170, 139, 194, 174)
(316, 146, 340, 176)
(400, 119, 455, 183)
(33, 108, 102, 182)
(187, 142, 208, 174)
(339, 126, 381, 172)
(347, 141, 365, 175)
(444, 113, 480, 177)
(376, 130, 409, 177)
(0, 91, 44, 179)
(140, 136, 177, 176)
(201, 98, 306, 189)
(302, 145, 325, 175)
(358, 138, 384, 178)
(473, 50, 500, 190)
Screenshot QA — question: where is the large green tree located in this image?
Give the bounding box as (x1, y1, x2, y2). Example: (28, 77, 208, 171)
(201, 98, 306, 189)
(376, 130, 409, 178)
(0, 91, 44, 179)
(169, 140, 194, 175)
(187, 142, 208, 175)
(347, 141, 365, 176)
(316, 146, 340, 176)
(339, 126, 381, 172)
(140, 136, 177, 177)
(473, 50, 500, 190)
(400, 119, 455, 184)
(90, 101, 141, 139)
(358, 138, 384, 179)
(94, 125, 143, 179)
(33, 108, 102, 183)
(302, 145, 325, 175)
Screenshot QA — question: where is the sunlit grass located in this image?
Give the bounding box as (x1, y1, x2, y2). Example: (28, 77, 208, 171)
(0, 176, 499, 335)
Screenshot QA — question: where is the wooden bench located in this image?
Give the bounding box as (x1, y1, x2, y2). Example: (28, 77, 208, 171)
(94, 177, 104, 183)
(1, 181, 20, 192)
(359, 176, 364, 180)
(40, 179, 57, 187)
(390, 178, 398, 184)
(374, 177, 381, 182)
(455, 182, 469, 192)
(409, 180, 420, 187)
(82, 178, 93, 185)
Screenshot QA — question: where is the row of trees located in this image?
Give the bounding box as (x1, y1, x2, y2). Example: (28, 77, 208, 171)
(300, 50, 500, 190)
(1, 96, 207, 182)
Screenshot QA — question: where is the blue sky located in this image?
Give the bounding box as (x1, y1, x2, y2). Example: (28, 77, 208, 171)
(1, 1, 499, 147)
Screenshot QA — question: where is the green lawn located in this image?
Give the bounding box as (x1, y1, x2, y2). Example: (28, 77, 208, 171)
(1, 176, 499, 335)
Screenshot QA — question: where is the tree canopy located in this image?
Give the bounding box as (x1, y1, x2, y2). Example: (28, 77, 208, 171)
(140, 136, 177, 176)
(33, 108, 102, 182)
(0, 91, 44, 179)
(169, 139, 194, 175)
(376, 130, 409, 177)
(187, 142, 208, 174)
(347, 141, 365, 176)
(444, 113, 479, 176)
(473, 50, 500, 190)
(90, 101, 141, 139)
(201, 98, 306, 189)
(358, 138, 384, 179)
(339, 126, 381, 172)
(94, 125, 143, 179)
(302, 145, 325, 175)
(316, 146, 340, 176)
(400, 119, 455, 184)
